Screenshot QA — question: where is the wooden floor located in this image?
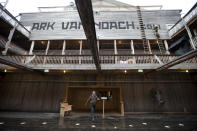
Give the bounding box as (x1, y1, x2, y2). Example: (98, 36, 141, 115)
(0, 112, 197, 131)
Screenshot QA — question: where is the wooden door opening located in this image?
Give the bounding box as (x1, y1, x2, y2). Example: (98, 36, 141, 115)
(67, 86, 121, 113)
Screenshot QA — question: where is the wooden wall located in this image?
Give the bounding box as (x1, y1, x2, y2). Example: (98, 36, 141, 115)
(68, 87, 120, 112)
(0, 71, 196, 113)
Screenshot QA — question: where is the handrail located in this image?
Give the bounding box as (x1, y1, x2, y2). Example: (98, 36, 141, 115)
(1, 54, 180, 57)
(169, 2, 197, 31)
(0, 4, 31, 33)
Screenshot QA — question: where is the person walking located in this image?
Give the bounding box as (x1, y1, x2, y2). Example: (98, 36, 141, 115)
(85, 91, 99, 121)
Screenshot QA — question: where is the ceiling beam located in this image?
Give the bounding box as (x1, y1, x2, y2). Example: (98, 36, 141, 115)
(74, 0, 101, 71)
(0, 56, 34, 71)
(146, 49, 197, 74)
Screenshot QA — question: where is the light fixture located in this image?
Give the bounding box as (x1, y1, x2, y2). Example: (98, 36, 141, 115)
(44, 69, 49, 73)
(118, 40, 122, 44)
(4, 69, 7, 72)
(42, 122, 47, 125)
(75, 123, 80, 126)
(124, 70, 127, 73)
(138, 69, 143, 72)
(41, 41, 46, 44)
(63, 70, 66, 73)
(186, 70, 189, 73)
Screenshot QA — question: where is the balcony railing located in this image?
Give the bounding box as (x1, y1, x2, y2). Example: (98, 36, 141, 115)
(1, 54, 197, 69)
(168, 3, 197, 37)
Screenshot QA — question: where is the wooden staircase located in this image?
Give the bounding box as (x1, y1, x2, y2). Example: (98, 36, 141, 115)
(157, 40, 166, 54)
(136, 6, 150, 54)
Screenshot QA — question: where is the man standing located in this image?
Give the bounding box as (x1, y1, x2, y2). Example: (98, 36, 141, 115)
(85, 91, 99, 121)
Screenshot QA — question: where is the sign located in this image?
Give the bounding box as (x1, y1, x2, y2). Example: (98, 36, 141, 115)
(20, 10, 181, 40)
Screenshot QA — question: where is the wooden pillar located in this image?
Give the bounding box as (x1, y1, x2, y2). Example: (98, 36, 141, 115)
(79, 40, 82, 64)
(61, 40, 66, 64)
(120, 87, 124, 116)
(45, 40, 50, 55)
(114, 40, 118, 54)
(97, 40, 99, 52)
(29, 41, 35, 55)
(147, 40, 152, 54)
(164, 40, 170, 55)
(130, 40, 135, 54)
(0, 0, 9, 16)
(43, 40, 50, 64)
(182, 18, 196, 49)
(102, 100, 105, 118)
(62, 40, 66, 55)
(130, 40, 136, 64)
(114, 40, 118, 63)
(2, 23, 17, 55)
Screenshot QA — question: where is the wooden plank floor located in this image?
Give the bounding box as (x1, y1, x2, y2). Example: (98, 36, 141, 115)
(0, 112, 197, 131)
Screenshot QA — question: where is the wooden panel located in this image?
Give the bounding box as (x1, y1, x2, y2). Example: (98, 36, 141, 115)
(0, 74, 66, 112)
(20, 10, 180, 40)
(0, 71, 196, 113)
(68, 87, 120, 112)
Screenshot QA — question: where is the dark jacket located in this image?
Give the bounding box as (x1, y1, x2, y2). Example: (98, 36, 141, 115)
(86, 94, 98, 104)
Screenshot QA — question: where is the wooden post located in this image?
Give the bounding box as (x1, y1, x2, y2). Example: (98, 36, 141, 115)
(61, 40, 66, 64)
(114, 40, 118, 63)
(164, 40, 170, 55)
(182, 18, 196, 49)
(147, 40, 152, 54)
(102, 100, 105, 118)
(43, 40, 50, 64)
(130, 40, 135, 54)
(130, 40, 136, 64)
(45, 40, 50, 55)
(120, 88, 124, 116)
(97, 40, 99, 52)
(62, 40, 66, 55)
(79, 40, 82, 64)
(0, 0, 9, 16)
(29, 41, 35, 55)
(2, 23, 17, 55)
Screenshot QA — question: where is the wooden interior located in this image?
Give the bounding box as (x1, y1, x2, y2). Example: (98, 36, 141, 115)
(67, 86, 121, 113)
(0, 71, 197, 113)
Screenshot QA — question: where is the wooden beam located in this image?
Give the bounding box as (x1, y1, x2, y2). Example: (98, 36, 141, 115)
(62, 40, 66, 55)
(164, 40, 170, 55)
(44, 40, 50, 64)
(182, 18, 196, 49)
(79, 40, 82, 55)
(130, 40, 135, 54)
(97, 40, 99, 52)
(29, 41, 35, 55)
(147, 40, 152, 54)
(2, 23, 17, 55)
(0, 55, 34, 71)
(146, 49, 197, 74)
(114, 40, 118, 55)
(74, 0, 101, 71)
(45, 40, 50, 55)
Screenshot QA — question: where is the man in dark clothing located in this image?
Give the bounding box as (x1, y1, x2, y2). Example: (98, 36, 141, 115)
(85, 91, 99, 121)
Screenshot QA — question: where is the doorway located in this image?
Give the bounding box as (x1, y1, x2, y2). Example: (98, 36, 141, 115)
(67, 86, 121, 113)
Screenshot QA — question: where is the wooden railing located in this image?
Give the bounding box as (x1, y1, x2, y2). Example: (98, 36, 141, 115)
(168, 3, 197, 37)
(2, 54, 197, 65)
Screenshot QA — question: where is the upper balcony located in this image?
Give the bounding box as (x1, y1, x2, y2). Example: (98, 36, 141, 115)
(0, 54, 197, 70)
